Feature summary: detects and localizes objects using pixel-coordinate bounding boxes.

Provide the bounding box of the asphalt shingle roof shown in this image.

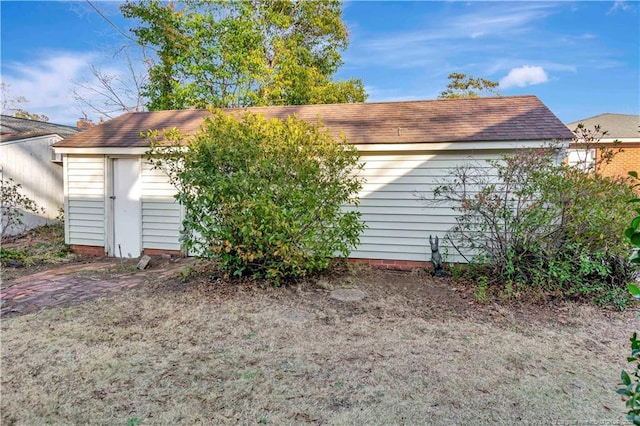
[567,113,640,139]
[1,115,80,142]
[54,95,574,149]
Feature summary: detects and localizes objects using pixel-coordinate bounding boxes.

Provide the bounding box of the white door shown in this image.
[112,158,141,258]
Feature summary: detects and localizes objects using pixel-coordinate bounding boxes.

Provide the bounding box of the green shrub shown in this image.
[430,148,636,308]
[626,171,640,265]
[619,172,640,423]
[1,177,44,242]
[618,330,640,425]
[0,248,26,265]
[473,275,489,303]
[147,109,365,283]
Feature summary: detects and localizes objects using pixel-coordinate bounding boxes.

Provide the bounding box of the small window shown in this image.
[566,148,595,171]
[50,146,62,163]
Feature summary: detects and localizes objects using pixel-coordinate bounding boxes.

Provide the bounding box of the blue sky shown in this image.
[1,1,638,126]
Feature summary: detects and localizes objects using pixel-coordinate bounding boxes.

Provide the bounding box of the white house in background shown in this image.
[1,116,82,236]
[53,96,574,267]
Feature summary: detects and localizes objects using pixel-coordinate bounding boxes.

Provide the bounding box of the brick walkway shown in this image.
[0,259,194,318]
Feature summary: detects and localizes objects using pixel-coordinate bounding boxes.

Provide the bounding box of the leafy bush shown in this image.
[626,171,640,265]
[430,147,636,308]
[148,109,365,283]
[1,178,44,242]
[619,331,640,425]
[619,172,640,424]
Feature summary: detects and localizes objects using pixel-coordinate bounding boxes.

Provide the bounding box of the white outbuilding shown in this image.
[53,96,574,267]
[1,116,81,236]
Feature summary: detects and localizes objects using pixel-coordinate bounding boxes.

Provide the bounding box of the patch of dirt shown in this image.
[70,255,183,280]
[330,288,366,302]
[147,261,628,331]
[1,225,80,284]
[1,226,59,249]
[1,222,188,287]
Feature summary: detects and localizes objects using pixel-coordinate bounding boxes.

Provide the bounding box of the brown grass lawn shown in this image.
[1,264,637,425]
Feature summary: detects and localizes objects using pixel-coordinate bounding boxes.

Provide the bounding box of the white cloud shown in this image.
[450,3,556,39]
[608,1,630,14]
[350,2,559,70]
[1,49,147,125]
[2,51,99,124]
[361,3,555,47]
[486,60,575,75]
[499,65,549,89]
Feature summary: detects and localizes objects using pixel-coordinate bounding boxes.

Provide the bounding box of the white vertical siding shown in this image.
[140,161,182,251]
[65,155,105,246]
[351,151,504,264]
[0,135,63,235]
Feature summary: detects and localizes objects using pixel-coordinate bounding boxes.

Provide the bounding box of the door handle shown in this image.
[109,196,116,199]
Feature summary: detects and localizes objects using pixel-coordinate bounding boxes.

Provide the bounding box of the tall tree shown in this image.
[438,72,500,99]
[121,0,366,110]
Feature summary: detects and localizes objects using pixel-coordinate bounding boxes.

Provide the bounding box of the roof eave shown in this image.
[54,138,571,155]
[356,139,570,152]
[0,133,63,144]
[53,146,151,155]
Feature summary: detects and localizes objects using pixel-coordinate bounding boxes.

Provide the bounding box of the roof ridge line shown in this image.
[123,95,542,115]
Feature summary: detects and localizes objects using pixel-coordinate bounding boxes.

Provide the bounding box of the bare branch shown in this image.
[72,49,149,120]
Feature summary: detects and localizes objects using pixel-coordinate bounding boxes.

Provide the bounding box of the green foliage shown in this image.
[12,110,49,122]
[178,265,194,283]
[619,297,640,423]
[473,276,489,303]
[438,72,500,99]
[619,172,640,424]
[0,224,72,267]
[430,148,636,308]
[625,171,640,264]
[147,109,365,283]
[121,0,366,110]
[126,417,144,426]
[0,248,26,264]
[1,178,44,242]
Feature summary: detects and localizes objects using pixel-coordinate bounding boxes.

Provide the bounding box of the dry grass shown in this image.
[1,265,637,425]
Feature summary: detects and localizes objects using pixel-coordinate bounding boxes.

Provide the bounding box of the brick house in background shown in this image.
[566,113,640,179]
